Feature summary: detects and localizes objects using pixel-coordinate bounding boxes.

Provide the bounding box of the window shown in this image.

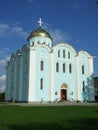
[63,63,65,73]
[82,65,85,74]
[40,78,43,90]
[32,42,34,46]
[56,63,59,72]
[68,51,70,59]
[58,50,60,57]
[63,50,65,58]
[82,81,85,92]
[40,61,44,71]
[69,64,72,73]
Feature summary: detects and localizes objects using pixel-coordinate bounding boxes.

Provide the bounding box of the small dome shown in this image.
[27,27,52,41]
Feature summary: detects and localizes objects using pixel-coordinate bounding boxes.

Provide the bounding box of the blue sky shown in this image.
[0,0,98,92]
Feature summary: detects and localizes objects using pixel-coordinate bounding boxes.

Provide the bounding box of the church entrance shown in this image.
[61,89,67,100]
[60,84,67,101]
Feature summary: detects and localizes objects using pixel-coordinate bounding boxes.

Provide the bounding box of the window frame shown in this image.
[63,63,65,73]
[68,51,70,59]
[40,78,43,90]
[69,64,72,73]
[82,65,85,74]
[63,50,65,58]
[58,50,60,57]
[82,81,85,92]
[56,62,59,72]
[40,61,44,71]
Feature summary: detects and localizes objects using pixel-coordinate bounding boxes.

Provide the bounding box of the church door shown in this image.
[61,89,67,101]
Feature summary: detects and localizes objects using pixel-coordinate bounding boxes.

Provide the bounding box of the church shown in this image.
[5,18,95,103]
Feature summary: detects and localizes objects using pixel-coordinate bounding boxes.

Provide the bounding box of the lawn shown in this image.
[0,104,98,130]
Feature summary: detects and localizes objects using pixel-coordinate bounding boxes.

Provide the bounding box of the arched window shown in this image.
[58,50,60,57]
[40,61,44,71]
[82,81,85,92]
[56,63,59,72]
[63,50,65,58]
[82,65,85,74]
[40,78,43,90]
[68,51,70,59]
[69,64,72,73]
[63,63,65,73]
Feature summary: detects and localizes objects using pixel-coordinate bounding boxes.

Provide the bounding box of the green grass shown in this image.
[0,104,98,130]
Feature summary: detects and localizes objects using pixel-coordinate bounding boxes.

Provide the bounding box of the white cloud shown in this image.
[0,85,5,93]
[12,26,28,39]
[0,50,4,55]
[74,3,87,8]
[0,56,9,93]
[0,48,10,56]
[0,75,6,93]
[0,75,6,81]
[0,23,11,38]
[44,24,71,45]
[73,0,94,8]
[0,21,71,43]
[0,56,10,69]
[0,22,29,39]
[50,28,70,44]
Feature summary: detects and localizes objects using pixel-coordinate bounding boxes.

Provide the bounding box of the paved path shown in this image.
[4,102,98,107]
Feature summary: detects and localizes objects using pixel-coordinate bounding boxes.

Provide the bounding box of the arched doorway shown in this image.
[61,84,67,101]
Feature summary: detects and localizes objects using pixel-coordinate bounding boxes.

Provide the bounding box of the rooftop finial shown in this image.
[37,18,43,27]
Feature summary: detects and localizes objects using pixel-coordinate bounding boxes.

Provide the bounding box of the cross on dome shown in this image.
[37,18,43,27]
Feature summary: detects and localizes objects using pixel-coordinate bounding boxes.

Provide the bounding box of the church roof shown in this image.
[27,27,53,41]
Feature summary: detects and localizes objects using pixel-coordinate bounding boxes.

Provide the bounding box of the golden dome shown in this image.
[27,27,52,41]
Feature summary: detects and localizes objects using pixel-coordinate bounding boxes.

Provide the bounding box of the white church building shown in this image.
[5,18,95,103]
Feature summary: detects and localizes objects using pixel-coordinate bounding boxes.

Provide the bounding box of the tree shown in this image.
[0,92,5,101]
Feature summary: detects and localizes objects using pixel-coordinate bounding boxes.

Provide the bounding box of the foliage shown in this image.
[0,92,5,100]
[0,105,98,130]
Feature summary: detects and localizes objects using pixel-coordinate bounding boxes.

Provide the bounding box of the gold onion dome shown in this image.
[28,27,53,41]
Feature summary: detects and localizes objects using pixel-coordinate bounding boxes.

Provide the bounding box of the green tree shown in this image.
[0,92,5,101]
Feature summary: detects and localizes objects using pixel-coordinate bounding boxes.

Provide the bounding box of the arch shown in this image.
[34,43,52,52]
[53,43,77,56]
[61,83,68,89]
[78,50,93,59]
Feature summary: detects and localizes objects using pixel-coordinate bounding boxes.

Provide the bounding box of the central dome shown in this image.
[28,27,52,41]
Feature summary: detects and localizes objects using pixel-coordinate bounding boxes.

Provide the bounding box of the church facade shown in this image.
[5,19,95,103]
